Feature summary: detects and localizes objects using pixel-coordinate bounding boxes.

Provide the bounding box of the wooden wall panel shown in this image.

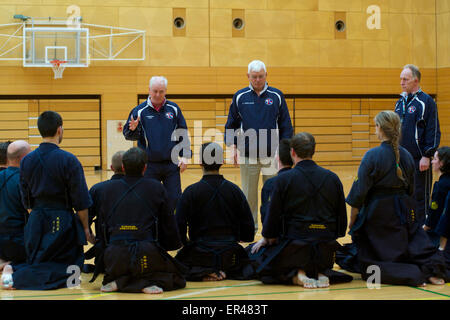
[294,98,353,164]
[0,101,29,143]
[438,67,450,148]
[0,65,442,169]
[0,98,102,169]
[0,1,445,171]
[0,2,441,69]
[36,99,101,169]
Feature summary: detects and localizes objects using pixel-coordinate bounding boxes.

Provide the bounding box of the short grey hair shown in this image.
[111,150,125,173]
[403,64,421,82]
[248,60,266,73]
[149,76,168,89]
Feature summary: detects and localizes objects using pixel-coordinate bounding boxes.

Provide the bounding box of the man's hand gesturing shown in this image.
[129,115,140,131]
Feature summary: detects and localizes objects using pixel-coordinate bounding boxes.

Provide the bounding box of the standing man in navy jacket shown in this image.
[395,64,441,225]
[225,60,293,232]
[123,76,191,213]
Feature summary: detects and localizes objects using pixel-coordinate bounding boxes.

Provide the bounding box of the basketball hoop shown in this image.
[50,59,67,79]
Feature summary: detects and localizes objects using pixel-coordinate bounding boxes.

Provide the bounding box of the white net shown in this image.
[50,60,67,79]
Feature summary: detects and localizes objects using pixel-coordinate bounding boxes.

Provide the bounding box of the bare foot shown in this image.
[292,270,317,289]
[317,273,330,288]
[0,259,11,272]
[142,285,163,294]
[418,283,427,287]
[1,265,15,290]
[429,277,445,285]
[100,281,118,292]
[202,271,226,281]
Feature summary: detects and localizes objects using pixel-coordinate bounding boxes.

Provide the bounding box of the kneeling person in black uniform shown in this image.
[0,141,31,270]
[2,111,95,290]
[99,147,186,294]
[175,142,255,281]
[260,139,293,227]
[250,132,349,288]
[85,151,126,275]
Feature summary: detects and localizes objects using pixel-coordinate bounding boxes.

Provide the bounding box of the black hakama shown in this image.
[175,175,255,281]
[346,142,448,286]
[13,143,91,290]
[97,176,186,293]
[247,160,352,284]
[0,167,27,264]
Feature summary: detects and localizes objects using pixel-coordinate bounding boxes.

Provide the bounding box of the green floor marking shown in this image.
[1,291,104,300]
[410,286,450,299]
[161,284,395,300]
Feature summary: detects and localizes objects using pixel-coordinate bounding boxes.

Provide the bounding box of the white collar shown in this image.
[146,96,166,110]
[249,82,268,95]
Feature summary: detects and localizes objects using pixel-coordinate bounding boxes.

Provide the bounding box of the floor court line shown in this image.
[2,281,449,300]
[163,284,397,300]
[416,297,449,300]
[162,281,261,300]
[410,286,450,299]
[1,291,101,300]
[77,292,115,300]
[179,282,264,291]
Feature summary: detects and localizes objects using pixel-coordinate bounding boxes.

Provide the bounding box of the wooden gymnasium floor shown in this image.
[1,166,449,301]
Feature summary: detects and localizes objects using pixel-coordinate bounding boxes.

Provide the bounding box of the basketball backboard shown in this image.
[0,15,145,75]
[23,26,89,67]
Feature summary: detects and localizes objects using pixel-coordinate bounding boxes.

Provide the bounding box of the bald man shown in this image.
[0,140,31,271]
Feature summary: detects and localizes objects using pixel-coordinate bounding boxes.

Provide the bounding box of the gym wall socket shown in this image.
[173,8,186,37]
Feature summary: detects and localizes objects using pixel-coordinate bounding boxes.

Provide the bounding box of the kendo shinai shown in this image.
[0,141,31,270]
[175,142,255,281]
[248,132,351,289]
[1,111,95,290]
[346,111,447,287]
[96,147,186,294]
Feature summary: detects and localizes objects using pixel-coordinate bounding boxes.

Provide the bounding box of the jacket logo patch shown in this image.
[165,112,174,119]
[408,106,416,114]
[265,98,274,106]
[146,115,154,119]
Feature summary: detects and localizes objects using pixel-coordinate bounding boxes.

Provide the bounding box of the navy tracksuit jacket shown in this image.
[395,89,441,224]
[225,83,293,158]
[123,98,191,212]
